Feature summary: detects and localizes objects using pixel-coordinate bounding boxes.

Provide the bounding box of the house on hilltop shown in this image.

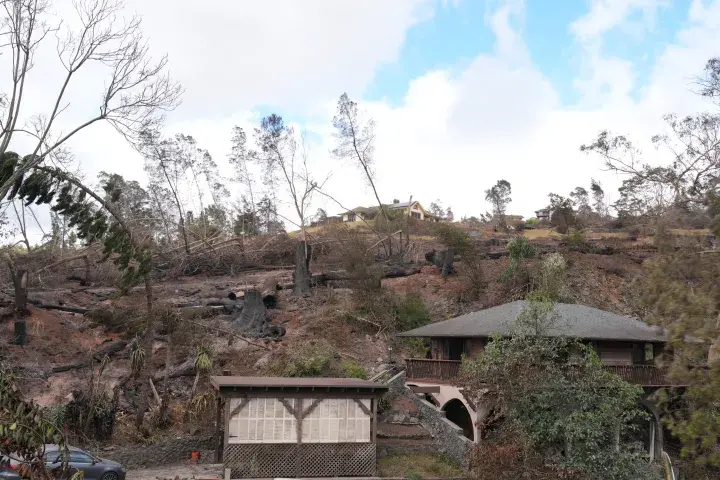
[535,206,552,220]
[341,199,440,222]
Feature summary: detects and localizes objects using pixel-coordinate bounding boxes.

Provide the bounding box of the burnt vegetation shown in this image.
[0,4,719,477]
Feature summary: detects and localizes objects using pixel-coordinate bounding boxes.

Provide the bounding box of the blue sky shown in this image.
[17,0,720,242]
[365,0,689,107]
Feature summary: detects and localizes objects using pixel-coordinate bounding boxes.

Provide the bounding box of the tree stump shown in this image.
[292,241,312,297]
[441,250,455,279]
[232,289,268,336]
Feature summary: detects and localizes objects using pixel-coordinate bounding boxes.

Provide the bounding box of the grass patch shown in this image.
[377,454,463,478]
[670,228,711,236]
[522,228,559,239]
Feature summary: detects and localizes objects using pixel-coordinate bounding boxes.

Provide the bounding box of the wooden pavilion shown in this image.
[212,376,388,479]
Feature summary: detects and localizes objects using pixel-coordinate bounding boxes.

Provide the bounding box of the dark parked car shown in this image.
[0,445,125,480]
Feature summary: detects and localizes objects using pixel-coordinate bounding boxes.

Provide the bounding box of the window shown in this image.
[411,211,421,219]
[301,399,370,443]
[348,213,356,221]
[227,398,372,444]
[645,343,654,362]
[228,398,297,444]
[69,452,93,464]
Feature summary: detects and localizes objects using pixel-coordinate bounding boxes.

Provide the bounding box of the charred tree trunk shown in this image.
[441,250,455,279]
[232,289,268,335]
[12,268,29,345]
[134,323,156,429]
[292,241,312,297]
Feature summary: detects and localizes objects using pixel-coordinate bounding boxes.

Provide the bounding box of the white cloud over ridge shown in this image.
[7,0,720,242]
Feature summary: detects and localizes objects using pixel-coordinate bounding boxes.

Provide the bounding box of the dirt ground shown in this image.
[126,463,222,480]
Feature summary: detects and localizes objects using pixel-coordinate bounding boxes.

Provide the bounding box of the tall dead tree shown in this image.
[0,0,182,199]
[332,93,396,258]
[254,115,326,296]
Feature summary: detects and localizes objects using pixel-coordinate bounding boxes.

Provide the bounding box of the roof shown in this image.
[398,301,667,343]
[388,201,412,209]
[341,201,426,216]
[211,376,388,395]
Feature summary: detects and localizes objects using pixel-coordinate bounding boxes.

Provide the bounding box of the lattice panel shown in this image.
[300,443,376,477]
[223,443,376,478]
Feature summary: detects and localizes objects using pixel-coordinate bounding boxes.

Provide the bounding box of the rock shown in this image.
[377,357,383,363]
[253,353,272,370]
[102,446,116,452]
[377,364,391,373]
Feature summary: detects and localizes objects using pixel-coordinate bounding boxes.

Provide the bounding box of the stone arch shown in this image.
[442,398,474,441]
[640,398,664,462]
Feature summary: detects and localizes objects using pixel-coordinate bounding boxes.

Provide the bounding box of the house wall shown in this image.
[409,203,425,220]
[596,341,634,366]
[342,213,365,222]
[430,338,485,360]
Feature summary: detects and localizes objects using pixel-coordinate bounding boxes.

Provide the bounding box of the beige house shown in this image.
[341,199,439,223]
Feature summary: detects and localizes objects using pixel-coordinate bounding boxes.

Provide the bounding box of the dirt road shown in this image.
[126,463,222,480]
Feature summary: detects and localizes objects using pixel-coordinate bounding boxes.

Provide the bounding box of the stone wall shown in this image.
[99,436,216,469]
[381,371,472,467]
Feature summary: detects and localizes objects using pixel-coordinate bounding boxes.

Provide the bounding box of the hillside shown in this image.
[1,225,710,457]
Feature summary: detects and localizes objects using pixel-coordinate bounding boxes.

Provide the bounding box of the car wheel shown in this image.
[101,472,119,480]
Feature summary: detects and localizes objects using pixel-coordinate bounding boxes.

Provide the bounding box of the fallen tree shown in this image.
[51,340,128,373]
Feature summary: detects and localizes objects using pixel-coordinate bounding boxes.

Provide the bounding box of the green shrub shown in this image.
[394,292,431,331]
[339,361,368,379]
[565,228,587,247]
[525,218,540,228]
[351,289,430,334]
[433,222,474,255]
[270,343,335,377]
[402,337,429,358]
[506,236,536,260]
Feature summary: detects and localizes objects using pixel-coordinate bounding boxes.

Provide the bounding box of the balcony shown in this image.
[405,359,676,387]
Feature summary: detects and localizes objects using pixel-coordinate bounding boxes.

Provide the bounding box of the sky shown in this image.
[5,0,720,240]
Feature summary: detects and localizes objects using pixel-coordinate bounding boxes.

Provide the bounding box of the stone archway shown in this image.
[640,399,664,462]
[442,398,474,441]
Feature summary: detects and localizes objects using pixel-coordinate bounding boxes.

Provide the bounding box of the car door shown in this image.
[68,451,97,479]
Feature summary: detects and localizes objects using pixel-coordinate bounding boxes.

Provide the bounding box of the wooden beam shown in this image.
[353,398,371,416]
[409,385,441,394]
[371,398,378,444]
[215,396,223,463]
[228,397,250,418]
[301,398,324,419]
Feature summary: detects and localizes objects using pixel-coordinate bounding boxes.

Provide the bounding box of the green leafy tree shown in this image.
[582,57,720,468]
[1,152,158,429]
[548,193,576,234]
[485,180,512,230]
[461,299,656,480]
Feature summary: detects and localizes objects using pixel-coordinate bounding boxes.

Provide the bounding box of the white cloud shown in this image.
[570,0,667,42]
[7,0,720,242]
[123,0,437,118]
[308,0,720,221]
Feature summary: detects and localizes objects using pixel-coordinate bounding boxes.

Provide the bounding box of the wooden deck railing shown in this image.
[405,358,462,382]
[405,358,673,387]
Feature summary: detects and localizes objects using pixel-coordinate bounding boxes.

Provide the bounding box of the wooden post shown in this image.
[215,396,223,463]
[371,398,378,444]
[12,268,29,345]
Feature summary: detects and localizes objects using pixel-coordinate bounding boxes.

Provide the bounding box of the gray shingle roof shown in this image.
[398,301,667,343]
